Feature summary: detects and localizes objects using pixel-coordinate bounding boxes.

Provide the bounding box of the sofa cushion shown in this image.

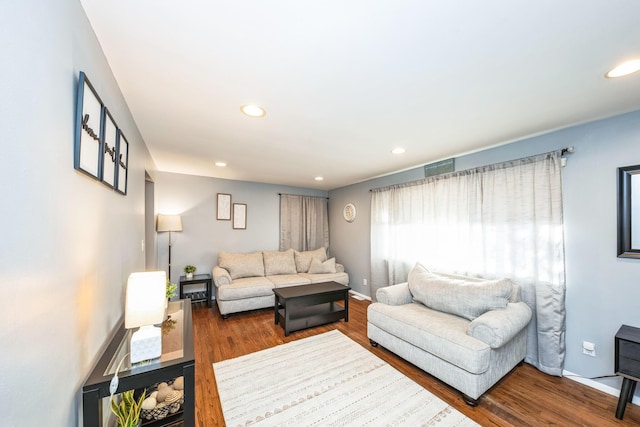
[269,274,312,288]
[263,249,297,276]
[367,302,491,374]
[217,276,274,301]
[294,247,327,273]
[298,271,349,286]
[425,269,521,303]
[409,269,512,320]
[406,262,431,293]
[308,257,336,274]
[218,251,265,279]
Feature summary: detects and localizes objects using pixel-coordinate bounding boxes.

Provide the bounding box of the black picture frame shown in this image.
[101,108,118,189]
[617,164,640,258]
[74,72,104,180]
[115,130,129,195]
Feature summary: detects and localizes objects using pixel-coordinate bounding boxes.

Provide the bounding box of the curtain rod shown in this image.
[278,193,329,200]
[561,146,574,156]
[369,146,574,192]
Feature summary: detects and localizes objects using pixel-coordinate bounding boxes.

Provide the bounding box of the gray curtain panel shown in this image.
[279,194,329,252]
[370,151,566,376]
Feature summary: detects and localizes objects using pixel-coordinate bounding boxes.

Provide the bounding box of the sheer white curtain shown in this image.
[279,195,329,251]
[371,151,566,375]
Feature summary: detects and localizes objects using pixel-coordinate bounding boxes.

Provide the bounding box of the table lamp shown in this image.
[156,214,183,280]
[125,271,167,364]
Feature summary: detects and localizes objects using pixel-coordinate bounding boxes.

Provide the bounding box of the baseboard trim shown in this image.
[349,290,371,301]
[563,369,639,406]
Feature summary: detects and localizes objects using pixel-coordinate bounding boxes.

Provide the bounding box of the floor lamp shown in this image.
[156,214,183,280]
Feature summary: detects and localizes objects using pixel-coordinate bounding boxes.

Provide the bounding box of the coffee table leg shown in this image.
[284,301,290,336]
[344,290,349,322]
[274,295,279,325]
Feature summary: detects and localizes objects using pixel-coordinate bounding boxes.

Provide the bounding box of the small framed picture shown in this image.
[217,193,231,220]
[101,109,118,189]
[233,203,247,229]
[74,72,103,180]
[115,130,129,195]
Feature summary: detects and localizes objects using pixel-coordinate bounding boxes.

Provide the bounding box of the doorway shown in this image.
[144,171,157,270]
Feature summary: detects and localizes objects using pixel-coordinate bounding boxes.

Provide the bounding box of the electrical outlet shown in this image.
[363,278,368,286]
[583,341,596,357]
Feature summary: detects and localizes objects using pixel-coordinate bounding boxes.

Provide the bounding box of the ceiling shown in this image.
[80,0,640,190]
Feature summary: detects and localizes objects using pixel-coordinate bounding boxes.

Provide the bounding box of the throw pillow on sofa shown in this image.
[407,262,431,283]
[263,249,297,276]
[308,257,336,274]
[294,247,327,272]
[408,265,512,320]
[218,251,265,279]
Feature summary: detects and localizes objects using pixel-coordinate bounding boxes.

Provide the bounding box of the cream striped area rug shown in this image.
[213,330,478,427]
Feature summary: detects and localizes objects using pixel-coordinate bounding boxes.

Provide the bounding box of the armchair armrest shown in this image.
[212,266,232,287]
[375,282,413,306]
[467,302,532,348]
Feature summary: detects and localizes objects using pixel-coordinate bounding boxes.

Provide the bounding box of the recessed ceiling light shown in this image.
[240,104,266,118]
[215,162,227,167]
[315,176,324,181]
[391,147,406,154]
[605,59,640,78]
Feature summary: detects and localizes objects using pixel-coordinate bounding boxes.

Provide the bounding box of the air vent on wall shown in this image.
[424,158,454,178]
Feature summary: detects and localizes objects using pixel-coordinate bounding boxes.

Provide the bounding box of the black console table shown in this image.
[82,300,195,427]
[615,324,640,420]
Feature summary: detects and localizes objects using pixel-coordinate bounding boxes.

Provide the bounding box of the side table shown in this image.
[179,273,212,308]
[615,324,640,419]
[82,300,195,427]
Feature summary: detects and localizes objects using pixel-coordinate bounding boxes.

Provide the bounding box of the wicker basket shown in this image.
[140,377,184,421]
[141,403,170,421]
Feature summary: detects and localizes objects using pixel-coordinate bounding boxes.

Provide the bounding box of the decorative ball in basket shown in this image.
[140,376,185,421]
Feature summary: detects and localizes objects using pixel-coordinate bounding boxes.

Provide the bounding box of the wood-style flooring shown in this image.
[192,297,640,426]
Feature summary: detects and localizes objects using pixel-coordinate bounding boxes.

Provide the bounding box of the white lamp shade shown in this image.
[156,214,183,232]
[125,271,167,329]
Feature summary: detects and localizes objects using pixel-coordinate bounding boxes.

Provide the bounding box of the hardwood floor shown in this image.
[192,297,640,426]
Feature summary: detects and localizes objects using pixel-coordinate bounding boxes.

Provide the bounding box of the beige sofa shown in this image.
[367,263,532,405]
[212,247,349,318]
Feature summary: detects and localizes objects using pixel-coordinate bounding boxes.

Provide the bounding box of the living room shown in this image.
[2,1,640,426]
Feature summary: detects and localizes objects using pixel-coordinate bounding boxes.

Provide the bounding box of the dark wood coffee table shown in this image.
[273,281,351,336]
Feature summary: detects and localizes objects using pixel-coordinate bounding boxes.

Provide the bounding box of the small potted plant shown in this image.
[110,389,146,427]
[184,265,196,279]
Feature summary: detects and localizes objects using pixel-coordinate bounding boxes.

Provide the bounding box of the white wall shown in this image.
[329,109,640,399]
[0,1,153,425]
[154,172,328,285]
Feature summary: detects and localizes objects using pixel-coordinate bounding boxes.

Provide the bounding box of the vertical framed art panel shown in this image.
[101,109,118,188]
[217,193,231,220]
[74,72,103,180]
[233,203,247,229]
[115,130,129,195]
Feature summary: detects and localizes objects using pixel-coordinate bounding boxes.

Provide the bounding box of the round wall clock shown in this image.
[343,203,357,223]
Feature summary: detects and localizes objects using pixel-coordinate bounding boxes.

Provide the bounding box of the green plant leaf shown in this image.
[110,389,146,427]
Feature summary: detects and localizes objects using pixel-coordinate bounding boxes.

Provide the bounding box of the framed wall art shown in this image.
[217,193,231,220]
[101,109,118,189]
[74,72,104,180]
[115,130,129,195]
[233,203,247,229]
